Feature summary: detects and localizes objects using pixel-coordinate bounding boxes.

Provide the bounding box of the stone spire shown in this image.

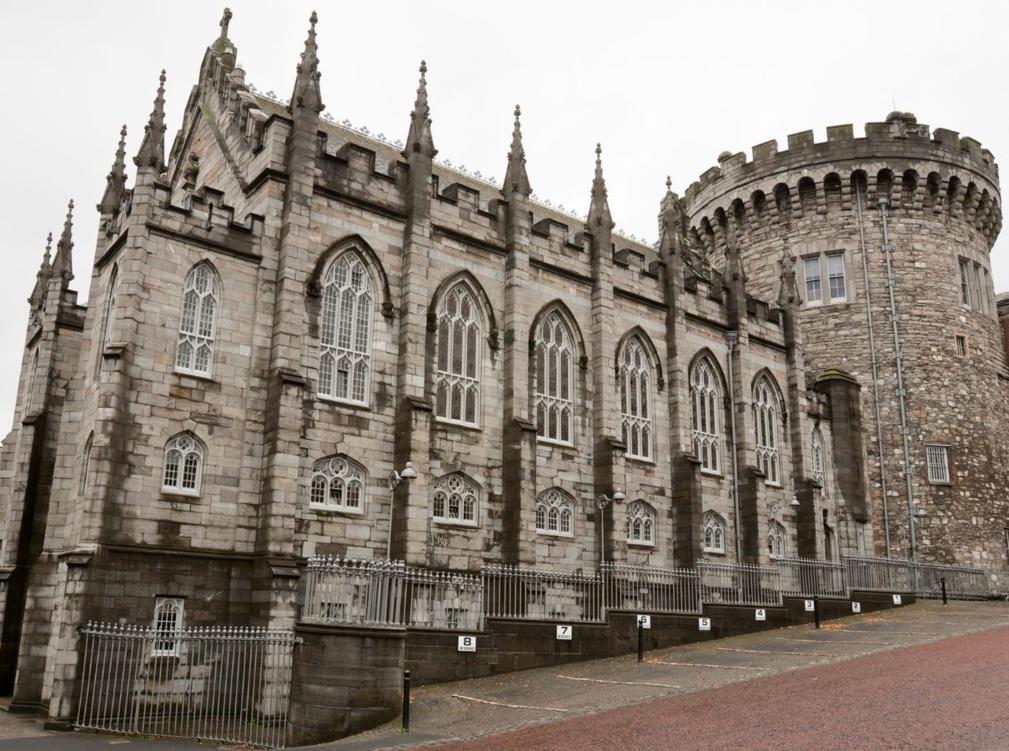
[403,61,437,158]
[586,144,614,229]
[28,234,53,311]
[52,200,74,282]
[134,71,167,174]
[290,11,324,114]
[659,176,686,257]
[502,105,531,198]
[98,125,128,214]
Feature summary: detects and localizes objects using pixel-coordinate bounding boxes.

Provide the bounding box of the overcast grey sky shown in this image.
[1,1,1006,433]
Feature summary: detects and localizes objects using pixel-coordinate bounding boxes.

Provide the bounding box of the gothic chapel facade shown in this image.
[4,9,1005,720]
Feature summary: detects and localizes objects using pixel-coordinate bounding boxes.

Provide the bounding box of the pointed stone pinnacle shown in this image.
[404,60,436,158]
[666,175,672,191]
[44,233,53,267]
[503,103,530,197]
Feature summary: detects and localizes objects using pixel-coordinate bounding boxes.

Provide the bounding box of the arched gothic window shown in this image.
[811,428,825,494]
[535,488,574,536]
[702,511,726,553]
[432,474,479,525]
[319,252,373,404]
[153,597,184,657]
[625,501,655,546]
[690,356,721,473]
[435,284,481,426]
[162,433,204,496]
[175,264,220,376]
[310,455,366,513]
[753,375,781,485]
[534,312,574,444]
[620,337,653,460]
[768,520,787,558]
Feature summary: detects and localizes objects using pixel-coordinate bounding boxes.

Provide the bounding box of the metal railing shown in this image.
[76,623,297,749]
[776,557,847,598]
[481,564,603,622]
[303,556,483,630]
[845,555,916,593]
[697,561,783,607]
[601,562,701,614]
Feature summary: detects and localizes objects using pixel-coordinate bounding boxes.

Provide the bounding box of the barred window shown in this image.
[319,252,373,404]
[162,433,204,496]
[310,455,366,513]
[432,474,479,525]
[620,337,653,461]
[152,597,184,657]
[535,488,574,536]
[753,376,781,485]
[767,520,786,559]
[690,356,721,473]
[435,284,481,426]
[811,428,825,494]
[175,264,219,376]
[534,312,574,445]
[625,501,655,546]
[702,511,726,553]
[926,445,950,484]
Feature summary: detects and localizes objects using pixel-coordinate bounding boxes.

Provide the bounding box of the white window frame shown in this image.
[925,444,950,484]
[803,257,822,305]
[319,252,373,404]
[175,264,220,377]
[535,488,574,537]
[432,474,479,526]
[310,455,366,514]
[767,520,786,559]
[827,254,846,302]
[435,284,482,427]
[959,259,971,307]
[625,501,655,546]
[802,254,847,306]
[753,376,781,486]
[534,312,574,445]
[152,597,184,657]
[620,337,653,461]
[162,433,204,496]
[702,511,726,553]
[690,357,721,474]
[811,427,825,494]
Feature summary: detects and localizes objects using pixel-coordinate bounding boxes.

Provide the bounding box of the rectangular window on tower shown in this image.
[925,444,951,484]
[803,257,822,305]
[959,260,971,307]
[827,254,846,302]
[802,254,848,306]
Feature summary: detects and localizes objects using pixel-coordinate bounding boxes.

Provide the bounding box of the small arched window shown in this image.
[162,433,204,496]
[625,501,655,546]
[620,337,653,461]
[753,375,781,485]
[811,428,825,494]
[435,284,482,426]
[432,474,479,525]
[310,455,367,513]
[175,264,220,376]
[690,356,721,473]
[319,252,373,404]
[702,511,726,553]
[534,312,574,445]
[535,488,574,536]
[152,597,184,657]
[768,520,787,559]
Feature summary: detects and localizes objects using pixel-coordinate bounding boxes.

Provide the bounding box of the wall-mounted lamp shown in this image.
[387,462,418,559]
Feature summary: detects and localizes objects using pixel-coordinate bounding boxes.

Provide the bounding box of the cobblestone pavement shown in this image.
[0,600,1005,750]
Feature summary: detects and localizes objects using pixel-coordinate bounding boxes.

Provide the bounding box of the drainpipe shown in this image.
[856,181,892,557]
[726,330,743,564]
[878,195,917,560]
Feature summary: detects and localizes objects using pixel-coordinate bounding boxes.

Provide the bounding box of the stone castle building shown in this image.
[0,9,1005,720]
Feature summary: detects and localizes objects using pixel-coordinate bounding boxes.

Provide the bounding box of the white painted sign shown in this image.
[556,625,572,640]
[637,615,651,629]
[852,602,862,614]
[755,608,766,621]
[698,617,711,631]
[804,599,815,612]
[457,635,476,652]
[892,594,902,605]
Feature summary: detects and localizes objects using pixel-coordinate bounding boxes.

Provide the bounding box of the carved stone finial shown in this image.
[403,59,436,158]
[134,71,168,173]
[290,11,324,114]
[220,7,232,38]
[587,143,613,230]
[502,103,530,197]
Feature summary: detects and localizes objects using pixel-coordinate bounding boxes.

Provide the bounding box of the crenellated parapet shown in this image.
[684,113,1002,259]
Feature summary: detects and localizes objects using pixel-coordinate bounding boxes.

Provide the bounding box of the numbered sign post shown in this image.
[698,617,711,632]
[556,625,573,641]
[851,602,862,614]
[755,608,766,622]
[892,594,902,606]
[636,615,650,663]
[457,635,477,652]
[804,599,815,612]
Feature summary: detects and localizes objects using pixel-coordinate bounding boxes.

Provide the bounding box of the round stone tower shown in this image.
[683,112,1008,568]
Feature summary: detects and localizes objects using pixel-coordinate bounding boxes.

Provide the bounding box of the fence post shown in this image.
[941,577,948,606]
[637,618,644,663]
[814,596,820,630]
[402,670,411,732]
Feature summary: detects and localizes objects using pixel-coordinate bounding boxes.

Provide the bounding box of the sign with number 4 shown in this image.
[755,608,766,621]
[852,602,862,614]
[637,615,651,629]
[457,635,476,652]
[698,617,711,631]
[892,594,902,605]
[556,625,573,640]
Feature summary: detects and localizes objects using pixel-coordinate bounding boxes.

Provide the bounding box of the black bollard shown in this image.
[941,577,948,606]
[402,670,411,732]
[637,618,644,663]
[814,596,820,630]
